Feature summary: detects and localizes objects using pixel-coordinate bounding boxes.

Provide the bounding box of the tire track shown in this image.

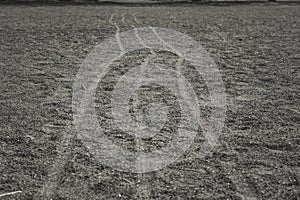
[121,13,126,23]
[34,85,73,200]
[109,13,125,54]
[211,31,258,200]
[150,21,256,200]
[122,13,153,199]
[130,14,202,199]
[0,191,22,198]
[130,14,203,199]
[220,161,258,200]
[132,13,139,24]
[36,13,127,200]
[150,27,205,140]
[34,34,74,200]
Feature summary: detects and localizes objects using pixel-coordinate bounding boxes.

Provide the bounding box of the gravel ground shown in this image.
[0,3,299,200]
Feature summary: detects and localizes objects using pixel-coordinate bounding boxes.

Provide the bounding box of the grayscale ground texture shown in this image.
[0,2,300,200]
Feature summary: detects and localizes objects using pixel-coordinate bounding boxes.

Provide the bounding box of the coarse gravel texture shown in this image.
[0,3,300,200]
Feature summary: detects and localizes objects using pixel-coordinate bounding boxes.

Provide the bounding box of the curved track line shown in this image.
[151,26,256,200]
[151,27,183,57]
[35,84,74,199]
[132,14,256,200]
[121,13,126,23]
[132,13,139,24]
[35,13,127,200]
[125,15,153,199]
[134,56,154,199]
[36,129,73,200]
[220,161,258,200]
[34,28,75,200]
[134,28,151,50]
[151,27,205,136]
[109,13,125,53]
[0,191,23,198]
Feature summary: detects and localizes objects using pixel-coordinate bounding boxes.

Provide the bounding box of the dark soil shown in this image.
[0,3,299,200]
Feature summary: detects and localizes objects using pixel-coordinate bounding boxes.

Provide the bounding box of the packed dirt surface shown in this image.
[1,3,299,200]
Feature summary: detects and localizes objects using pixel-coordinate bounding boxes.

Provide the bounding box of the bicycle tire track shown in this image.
[0,191,23,198]
[124,13,153,199]
[109,13,125,54]
[151,26,256,200]
[34,85,73,200]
